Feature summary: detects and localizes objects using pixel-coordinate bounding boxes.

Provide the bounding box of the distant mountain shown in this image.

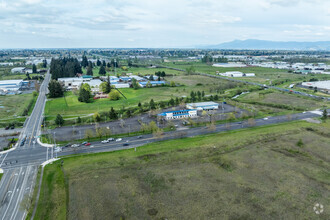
[200,39,330,50]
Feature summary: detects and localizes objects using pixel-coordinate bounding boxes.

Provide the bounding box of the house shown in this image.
[139,81,166,88]
[158,109,197,120]
[186,102,219,111]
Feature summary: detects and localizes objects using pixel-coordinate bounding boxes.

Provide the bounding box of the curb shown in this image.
[37,138,54,148]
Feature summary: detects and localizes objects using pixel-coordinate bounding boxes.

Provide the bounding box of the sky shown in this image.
[0,0,330,48]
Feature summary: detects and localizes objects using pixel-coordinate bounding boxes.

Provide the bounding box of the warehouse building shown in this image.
[186,102,219,111]
[139,81,166,87]
[158,109,197,120]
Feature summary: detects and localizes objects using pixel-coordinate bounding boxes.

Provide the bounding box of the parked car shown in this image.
[107,138,115,141]
[137,135,142,139]
[263,117,268,120]
[5,126,9,130]
[71,144,80,147]
[101,140,109,144]
[84,142,91,146]
[123,143,129,146]
[82,141,87,145]
[64,144,71,148]
[115,138,122,142]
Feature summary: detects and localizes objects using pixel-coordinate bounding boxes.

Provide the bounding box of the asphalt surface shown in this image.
[0,69,326,220]
[0,70,50,220]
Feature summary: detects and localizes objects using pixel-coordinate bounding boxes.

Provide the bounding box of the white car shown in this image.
[54,147,62,152]
[101,140,109,144]
[107,138,115,141]
[263,117,268,120]
[71,144,79,148]
[115,138,122,142]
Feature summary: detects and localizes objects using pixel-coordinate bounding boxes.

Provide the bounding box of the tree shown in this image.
[96,59,101,66]
[93,112,101,122]
[55,114,64,126]
[102,60,106,67]
[78,83,91,103]
[84,129,94,140]
[77,116,81,124]
[170,81,176,87]
[42,59,47,68]
[186,65,195,75]
[132,78,140,89]
[109,107,118,119]
[32,64,37,73]
[81,55,88,68]
[146,81,152,88]
[322,109,328,121]
[25,73,31,80]
[149,75,154,81]
[109,90,120,100]
[99,65,106,76]
[86,63,93,76]
[48,80,64,98]
[149,99,156,110]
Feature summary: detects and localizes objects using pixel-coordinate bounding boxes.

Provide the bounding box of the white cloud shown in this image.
[0,0,329,48]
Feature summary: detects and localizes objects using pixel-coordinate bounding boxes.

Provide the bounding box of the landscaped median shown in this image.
[30,120,330,220]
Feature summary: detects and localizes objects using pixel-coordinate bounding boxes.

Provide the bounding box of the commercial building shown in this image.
[139,81,166,87]
[11,67,26,74]
[301,81,330,91]
[0,79,28,93]
[158,109,197,120]
[186,102,219,111]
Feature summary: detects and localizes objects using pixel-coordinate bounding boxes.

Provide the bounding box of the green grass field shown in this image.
[33,120,330,219]
[0,93,35,119]
[236,90,330,111]
[164,61,330,85]
[44,74,241,119]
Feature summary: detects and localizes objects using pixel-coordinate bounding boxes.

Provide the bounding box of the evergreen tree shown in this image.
[77,116,81,124]
[55,114,64,126]
[197,91,202,101]
[96,59,101,66]
[48,80,64,98]
[99,65,106,76]
[81,55,88,68]
[42,59,47,68]
[86,63,93,76]
[102,60,106,67]
[78,83,91,103]
[107,62,111,68]
[150,99,156,110]
[109,107,118,120]
[105,75,111,93]
[32,64,37,73]
[322,109,328,120]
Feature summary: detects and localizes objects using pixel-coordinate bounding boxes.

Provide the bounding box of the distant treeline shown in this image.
[50,58,82,80]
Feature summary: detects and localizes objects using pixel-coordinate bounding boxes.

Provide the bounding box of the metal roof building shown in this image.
[186,102,219,110]
[158,109,197,120]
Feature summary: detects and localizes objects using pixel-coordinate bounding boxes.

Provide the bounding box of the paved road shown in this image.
[0,70,50,220]
[0,69,326,219]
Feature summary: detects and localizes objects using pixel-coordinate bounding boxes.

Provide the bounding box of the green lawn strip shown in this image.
[33,163,66,220]
[25,167,42,219]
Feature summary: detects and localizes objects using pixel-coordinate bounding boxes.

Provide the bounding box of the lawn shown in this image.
[33,120,330,219]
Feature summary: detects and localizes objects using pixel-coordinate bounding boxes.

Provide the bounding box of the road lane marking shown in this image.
[1,167,22,220]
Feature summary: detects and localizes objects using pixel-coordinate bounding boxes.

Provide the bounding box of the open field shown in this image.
[236,90,330,111]
[164,61,330,85]
[0,93,35,119]
[33,120,330,220]
[44,75,242,119]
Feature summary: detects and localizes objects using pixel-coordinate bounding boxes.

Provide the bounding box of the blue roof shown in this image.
[158,109,196,116]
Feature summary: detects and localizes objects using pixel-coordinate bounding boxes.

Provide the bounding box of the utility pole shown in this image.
[114,59,117,76]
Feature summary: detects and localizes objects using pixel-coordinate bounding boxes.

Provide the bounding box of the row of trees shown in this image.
[50,58,82,80]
